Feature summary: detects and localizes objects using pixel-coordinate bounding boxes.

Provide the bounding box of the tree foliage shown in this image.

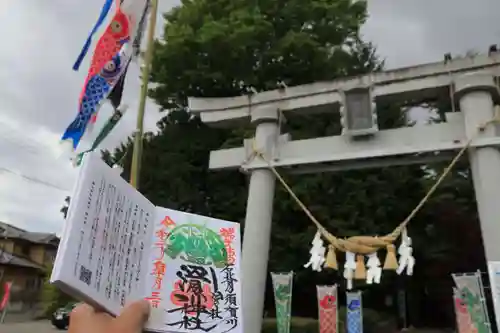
[150,0,380,104]
[41,264,74,317]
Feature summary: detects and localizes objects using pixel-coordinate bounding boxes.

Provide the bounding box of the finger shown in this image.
[113,300,150,333]
[69,303,98,332]
[70,303,112,326]
[93,309,114,323]
[71,303,95,320]
[91,304,113,316]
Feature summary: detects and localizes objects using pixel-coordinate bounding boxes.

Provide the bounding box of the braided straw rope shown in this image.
[247,115,500,256]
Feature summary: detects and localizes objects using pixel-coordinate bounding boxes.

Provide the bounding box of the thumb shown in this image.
[113,300,150,333]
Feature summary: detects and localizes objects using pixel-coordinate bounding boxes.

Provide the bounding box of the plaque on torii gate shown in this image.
[189,52,500,333]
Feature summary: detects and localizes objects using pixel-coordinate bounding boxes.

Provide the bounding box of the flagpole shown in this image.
[130,0,158,189]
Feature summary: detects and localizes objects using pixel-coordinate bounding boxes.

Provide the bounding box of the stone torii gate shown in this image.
[189,52,500,333]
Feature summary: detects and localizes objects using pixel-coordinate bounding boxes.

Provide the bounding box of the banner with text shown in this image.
[317,285,338,333]
[271,271,293,333]
[452,272,491,333]
[346,291,363,333]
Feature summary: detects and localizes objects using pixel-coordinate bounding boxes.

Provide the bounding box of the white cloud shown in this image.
[362,0,500,68]
[0,113,75,233]
[0,0,498,233]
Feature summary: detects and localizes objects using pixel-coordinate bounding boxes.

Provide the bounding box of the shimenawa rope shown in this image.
[245,114,500,270]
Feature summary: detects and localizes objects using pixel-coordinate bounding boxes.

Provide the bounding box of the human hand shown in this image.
[69,300,150,333]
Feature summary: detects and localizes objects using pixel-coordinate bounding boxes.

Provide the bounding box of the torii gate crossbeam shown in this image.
[189,52,500,333]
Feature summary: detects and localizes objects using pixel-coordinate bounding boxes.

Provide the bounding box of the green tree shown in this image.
[149,0,379,103]
[41,264,74,317]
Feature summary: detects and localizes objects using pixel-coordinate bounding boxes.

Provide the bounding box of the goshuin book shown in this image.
[51,153,243,333]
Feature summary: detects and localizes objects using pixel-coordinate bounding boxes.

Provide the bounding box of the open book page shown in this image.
[51,153,156,316]
[144,207,243,333]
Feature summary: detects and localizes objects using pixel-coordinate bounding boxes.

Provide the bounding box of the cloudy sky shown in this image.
[0,0,498,234]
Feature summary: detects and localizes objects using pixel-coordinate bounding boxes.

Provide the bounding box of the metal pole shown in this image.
[477,270,493,331]
[130,0,158,189]
[0,302,8,323]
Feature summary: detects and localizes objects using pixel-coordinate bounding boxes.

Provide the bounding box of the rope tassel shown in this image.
[383,244,398,270]
[354,254,366,280]
[324,245,338,270]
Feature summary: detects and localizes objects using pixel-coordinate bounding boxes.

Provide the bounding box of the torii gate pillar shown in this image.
[241,106,280,333]
[456,73,500,262]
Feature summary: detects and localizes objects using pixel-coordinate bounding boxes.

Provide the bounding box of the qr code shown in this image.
[79,266,92,286]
